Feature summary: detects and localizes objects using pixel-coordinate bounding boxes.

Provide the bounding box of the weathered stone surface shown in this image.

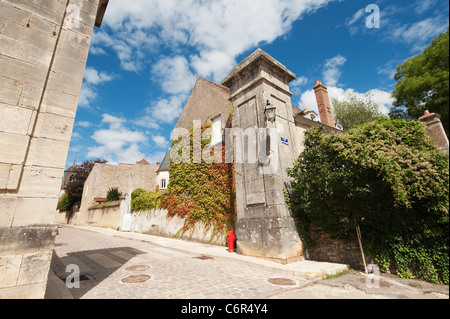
[0,0,107,298]
[307,226,371,271]
[0,226,57,255]
[419,113,449,152]
[222,49,303,264]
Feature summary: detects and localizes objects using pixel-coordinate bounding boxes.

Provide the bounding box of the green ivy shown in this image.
[131,189,166,213]
[164,123,236,239]
[130,122,236,240]
[288,118,449,284]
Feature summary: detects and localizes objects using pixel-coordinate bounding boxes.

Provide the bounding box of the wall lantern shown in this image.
[265,100,276,123]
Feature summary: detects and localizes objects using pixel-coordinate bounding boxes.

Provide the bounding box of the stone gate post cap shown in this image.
[221,48,296,88]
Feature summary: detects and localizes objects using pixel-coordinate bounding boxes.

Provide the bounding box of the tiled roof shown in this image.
[136,159,150,165]
[201,77,231,94]
[157,150,170,172]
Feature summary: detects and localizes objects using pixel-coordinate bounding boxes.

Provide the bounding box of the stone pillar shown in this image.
[222,49,304,264]
[419,111,449,153]
[0,0,108,298]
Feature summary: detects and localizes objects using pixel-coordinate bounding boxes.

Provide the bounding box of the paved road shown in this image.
[46,226,449,301]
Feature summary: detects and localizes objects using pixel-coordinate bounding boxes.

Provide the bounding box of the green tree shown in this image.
[57,193,72,211]
[106,187,122,202]
[65,159,107,208]
[287,118,449,283]
[332,92,385,131]
[390,28,449,136]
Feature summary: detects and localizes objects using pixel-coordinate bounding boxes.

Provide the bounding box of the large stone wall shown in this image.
[0,0,107,298]
[78,163,158,223]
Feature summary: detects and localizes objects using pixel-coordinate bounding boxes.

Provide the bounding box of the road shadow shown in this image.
[46,246,147,299]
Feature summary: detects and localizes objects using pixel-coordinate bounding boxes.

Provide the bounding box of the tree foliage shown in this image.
[287,118,449,283]
[106,187,122,202]
[390,28,449,136]
[332,92,385,131]
[65,159,107,208]
[57,193,72,211]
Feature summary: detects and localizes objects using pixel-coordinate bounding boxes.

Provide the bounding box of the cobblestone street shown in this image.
[47,226,313,299]
[45,226,449,301]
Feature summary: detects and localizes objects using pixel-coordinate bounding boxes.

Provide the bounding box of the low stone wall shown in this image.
[55,201,226,246]
[85,202,124,229]
[307,225,373,270]
[130,209,226,246]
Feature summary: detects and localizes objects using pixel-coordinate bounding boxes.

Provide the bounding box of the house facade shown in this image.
[156,151,170,191]
[169,49,341,263]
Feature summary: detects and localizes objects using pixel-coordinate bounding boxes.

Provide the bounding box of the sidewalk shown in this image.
[45,224,348,299]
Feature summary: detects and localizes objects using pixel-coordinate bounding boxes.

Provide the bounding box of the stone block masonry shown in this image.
[0,0,108,299]
[222,49,304,264]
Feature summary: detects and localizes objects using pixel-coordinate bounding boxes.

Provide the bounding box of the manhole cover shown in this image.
[268,278,296,286]
[121,275,151,283]
[194,255,214,260]
[80,274,94,281]
[126,265,150,272]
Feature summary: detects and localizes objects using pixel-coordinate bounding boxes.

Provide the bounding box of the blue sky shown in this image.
[66,0,449,168]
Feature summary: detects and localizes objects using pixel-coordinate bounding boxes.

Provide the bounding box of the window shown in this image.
[161,179,167,189]
[211,115,222,145]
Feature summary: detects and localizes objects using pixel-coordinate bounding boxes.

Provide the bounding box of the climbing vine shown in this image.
[163,123,236,239]
[287,118,449,284]
[131,122,236,241]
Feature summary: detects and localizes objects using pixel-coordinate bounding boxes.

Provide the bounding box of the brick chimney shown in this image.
[419,111,449,153]
[156,162,161,168]
[314,80,336,128]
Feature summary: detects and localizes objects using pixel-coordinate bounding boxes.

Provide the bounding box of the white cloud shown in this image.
[152,135,169,147]
[96,0,335,79]
[87,114,147,164]
[78,84,97,108]
[151,56,197,95]
[76,121,92,128]
[297,55,394,119]
[290,76,309,96]
[298,86,393,117]
[390,17,449,52]
[147,94,189,124]
[414,0,437,14]
[78,67,115,108]
[133,116,160,130]
[92,0,337,125]
[347,8,365,26]
[84,68,114,85]
[322,54,347,87]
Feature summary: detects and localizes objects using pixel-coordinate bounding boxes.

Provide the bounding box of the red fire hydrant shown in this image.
[227,230,235,253]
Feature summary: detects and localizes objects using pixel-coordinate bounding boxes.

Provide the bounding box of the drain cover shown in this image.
[194,255,214,260]
[126,265,150,272]
[121,275,151,283]
[268,278,296,286]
